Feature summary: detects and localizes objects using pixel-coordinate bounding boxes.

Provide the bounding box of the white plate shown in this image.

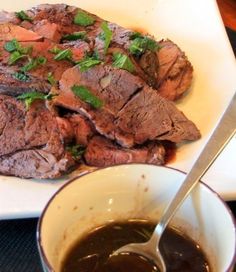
[0,0,236,219]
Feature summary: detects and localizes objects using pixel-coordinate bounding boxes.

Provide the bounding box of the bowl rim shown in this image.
[36,163,236,272]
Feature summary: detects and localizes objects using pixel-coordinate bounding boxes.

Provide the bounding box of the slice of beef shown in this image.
[156,40,193,100]
[53,64,200,147]
[116,85,200,144]
[0,65,50,96]
[84,136,166,167]
[0,23,42,41]
[0,40,73,90]
[0,95,76,178]
[66,114,95,146]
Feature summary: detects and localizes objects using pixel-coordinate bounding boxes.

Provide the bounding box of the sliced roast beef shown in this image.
[0,95,76,178]
[0,65,50,96]
[156,40,193,100]
[66,114,95,146]
[84,136,166,167]
[53,64,200,147]
[0,23,42,41]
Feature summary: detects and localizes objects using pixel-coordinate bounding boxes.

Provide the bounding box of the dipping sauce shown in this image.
[61,220,210,272]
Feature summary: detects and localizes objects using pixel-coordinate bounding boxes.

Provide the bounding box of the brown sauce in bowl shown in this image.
[61,220,210,272]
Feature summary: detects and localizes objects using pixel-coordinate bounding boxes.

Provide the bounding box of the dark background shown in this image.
[0,2,236,272]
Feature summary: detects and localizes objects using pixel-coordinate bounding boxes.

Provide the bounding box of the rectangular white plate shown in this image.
[0,0,236,219]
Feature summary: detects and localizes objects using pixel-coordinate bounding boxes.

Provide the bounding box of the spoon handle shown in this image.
[153,92,236,243]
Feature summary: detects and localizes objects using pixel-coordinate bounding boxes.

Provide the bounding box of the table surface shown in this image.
[0,3,236,272]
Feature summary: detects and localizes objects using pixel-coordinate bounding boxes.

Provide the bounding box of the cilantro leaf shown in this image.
[8,51,27,65]
[66,144,85,160]
[129,36,159,56]
[17,91,56,109]
[76,57,101,72]
[49,46,61,54]
[15,10,32,22]
[112,52,135,73]
[62,31,87,41]
[4,39,20,52]
[47,72,57,86]
[71,85,103,109]
[100,21,112,54]
[20,56,47,72]
[74,10,95,26]
[54,49,72,61]
[12,72,30,82]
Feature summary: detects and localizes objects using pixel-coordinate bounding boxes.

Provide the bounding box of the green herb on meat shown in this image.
[112,52,135,73]
[12,71,30,82]
[62,31,87,41]
[99,21,112,54]
[71,85,103,109]
[4,39,32,65]
[74,10,95,26]
[15,10,33,22]
[66,144,85,160]
[17,91,56,109]
[76,56,101,72]
[47,72,57,86]
[49,46,61,54]
[4,39,20,52]
[54,49,72,61]
[8,51,27,65]
[20,56,47,72]
[129,32,142,40]
[129,35,159,56]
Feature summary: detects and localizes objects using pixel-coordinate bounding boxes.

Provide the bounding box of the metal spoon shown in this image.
[112,92,236,272]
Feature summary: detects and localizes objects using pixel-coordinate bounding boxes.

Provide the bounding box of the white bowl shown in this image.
[37,164,236,272]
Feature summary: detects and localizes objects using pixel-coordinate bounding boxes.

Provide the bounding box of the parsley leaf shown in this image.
[66,144,85,160]
[54,49,72,61]
[71,85,103,109]
[8,51,27,65]
[76,57,101,72]
[129,35,159,56]
[12,72,30,82]
[17,91,56,109]
[112,52,135,73]
[4,39,20,52]
[15,10,32,22]
[74,10,95,26]
[99,22,112,54]
[49,46,61,54]
[62,31,87,41]
[47,72,57,86]
[20,56,47,72]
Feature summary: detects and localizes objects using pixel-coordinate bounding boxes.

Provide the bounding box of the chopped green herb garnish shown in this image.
[66,144,85,160]
[17,91,56,109]
[62,31,87,41]
[15,10,32,22]
[74,10,95,26]
[112,52,135,73]
[76,57,101,72]
[49,46,61,54]
[47,72,57,86]
[71,85,103,109]
[99,21,112,54]
[8,51,26,65]
[129,35,159,56]
[4,39,20,52]
[129,32,142,40]
[54,49,72,61]
[20,56,47,72]
[12,71,30,82]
